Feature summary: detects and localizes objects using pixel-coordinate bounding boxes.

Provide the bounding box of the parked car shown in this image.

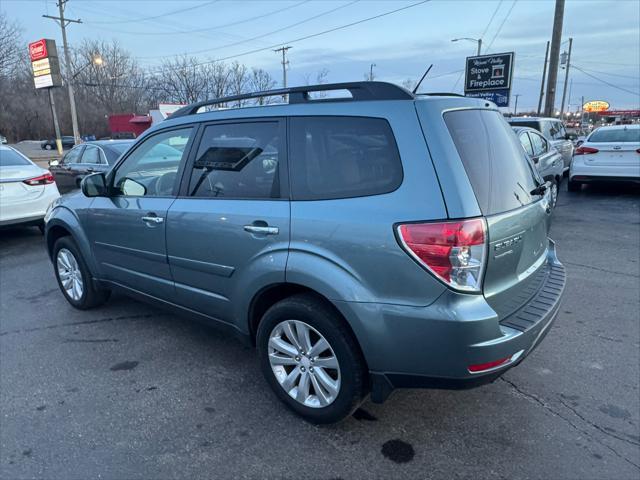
[569,124,640,191]
[0,133,7,144]
[41,136,75,150]
[45,82,566,423]
[48,140,134,193]
[513,126,564,208]
[509,117,575,172]
[0,145,60,231]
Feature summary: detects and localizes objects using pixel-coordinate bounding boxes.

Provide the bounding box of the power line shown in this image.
[80,0,218,25]
[137,0,360,60]
[571,64,640,96]
[571,65,640,81]
[72,1,310,36]
[486,0,517,52]
[142,0,431,75]
[480,0,504,39]
[451,0,504,90]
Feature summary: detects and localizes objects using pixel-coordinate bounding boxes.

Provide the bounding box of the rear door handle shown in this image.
[142,215,164,224]
[243,225,279,235]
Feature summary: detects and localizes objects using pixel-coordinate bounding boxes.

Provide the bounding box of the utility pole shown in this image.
[537,41,550,115]
[543,0,565,117]
[274,46,291,101]
[47,89,63,155]
[513,94,521,116]
[44,1,82,146]
[559,37,573,120]
[368,63,376,81]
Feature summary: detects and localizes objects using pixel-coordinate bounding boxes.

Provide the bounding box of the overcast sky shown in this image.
[4,0,640,111]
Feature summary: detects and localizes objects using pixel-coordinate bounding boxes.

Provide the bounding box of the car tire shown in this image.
[44,144,52,150]
[256,294,368,424]
[568,179,582,192]
[53,236,110,309]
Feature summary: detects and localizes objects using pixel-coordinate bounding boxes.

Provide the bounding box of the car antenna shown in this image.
[412,64,434,95]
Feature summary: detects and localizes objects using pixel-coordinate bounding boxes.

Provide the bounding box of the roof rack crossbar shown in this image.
[170,81,414,118]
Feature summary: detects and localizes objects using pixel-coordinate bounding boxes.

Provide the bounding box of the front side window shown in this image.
[62,146,83,165]
[82,146,102,164]
[113,128,193,197]
[519,133,534,156]
[529,132,547,156]
[188,122,281,199]
[289,116,402,200]
[445,109,540,215]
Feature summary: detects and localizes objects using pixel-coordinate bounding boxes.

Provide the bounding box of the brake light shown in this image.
[575,146,599,155]
[397,218,486,292]
[23,172,55,186]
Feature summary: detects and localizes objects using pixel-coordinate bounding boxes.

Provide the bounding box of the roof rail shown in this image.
[170,81,414,118]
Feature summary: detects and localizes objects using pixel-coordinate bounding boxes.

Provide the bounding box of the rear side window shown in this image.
[189,122,281,199]
[0,149,30,166]
[445,109,539,215]
[289,116,402,200]
[588,128,640,143]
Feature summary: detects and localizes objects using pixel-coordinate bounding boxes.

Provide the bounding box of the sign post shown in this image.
[463,52,515,108]
[29,38,63,155]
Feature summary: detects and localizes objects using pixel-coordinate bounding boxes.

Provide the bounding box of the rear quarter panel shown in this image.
[287,101,449,307]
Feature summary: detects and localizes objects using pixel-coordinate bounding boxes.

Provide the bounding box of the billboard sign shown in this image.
[28,39,62,89]
[464,52,515,107]
[583,100,610,112]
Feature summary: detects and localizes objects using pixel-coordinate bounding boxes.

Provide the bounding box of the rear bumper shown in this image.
[0,186,60,226]
[570,160,640,183]
[569,175,640,184]
[337,239,566,403]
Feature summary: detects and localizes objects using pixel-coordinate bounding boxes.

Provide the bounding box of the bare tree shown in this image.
[248,68,277,104]
[0,13,23,77]
[153,55,210,104]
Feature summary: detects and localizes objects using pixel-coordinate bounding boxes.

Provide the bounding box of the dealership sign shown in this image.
[28,39,62,89]
[464,52,515,107]
[583,100,610,112]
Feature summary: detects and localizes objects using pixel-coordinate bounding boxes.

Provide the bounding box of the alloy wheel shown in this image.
[268,319,341,408]
[56,248,84,301]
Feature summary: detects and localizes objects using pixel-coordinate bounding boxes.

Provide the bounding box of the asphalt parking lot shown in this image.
[1,182,639,480]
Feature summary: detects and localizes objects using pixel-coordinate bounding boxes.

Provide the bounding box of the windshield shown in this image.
[588,128,640,143]
[0,149,30,167]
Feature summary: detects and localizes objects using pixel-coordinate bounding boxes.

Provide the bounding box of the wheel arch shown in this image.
[247,282,370,371]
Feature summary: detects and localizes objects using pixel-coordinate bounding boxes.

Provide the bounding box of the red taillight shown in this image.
[23,172,55,186]
[397,218,486,292]
[574,146,599,155]
[468,357,511,373]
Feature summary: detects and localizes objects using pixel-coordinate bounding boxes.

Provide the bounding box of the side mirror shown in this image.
[81,172,107,197]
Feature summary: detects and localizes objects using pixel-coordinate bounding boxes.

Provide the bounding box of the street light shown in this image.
[451,37,482,56]
[72,53,103,80]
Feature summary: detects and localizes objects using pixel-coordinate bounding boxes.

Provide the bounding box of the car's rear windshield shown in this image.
[445,109,539,215]
[509,120,540,131]
[0,149,30,167]
[588,128,640,143]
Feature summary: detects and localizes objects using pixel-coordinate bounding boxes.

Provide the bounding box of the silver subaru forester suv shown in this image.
[45,82,566,423]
